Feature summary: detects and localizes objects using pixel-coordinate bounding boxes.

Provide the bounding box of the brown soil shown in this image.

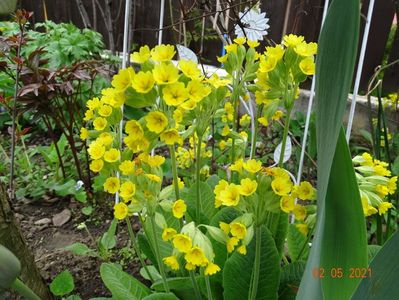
[10,197,148,299]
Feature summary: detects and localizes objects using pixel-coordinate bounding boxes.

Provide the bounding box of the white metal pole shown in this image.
[158,0,165,45]
[296,0,330,185]
[116,0,132,204]
[345,0,376,142]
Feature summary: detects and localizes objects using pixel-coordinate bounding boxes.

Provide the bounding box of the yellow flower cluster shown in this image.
[353,153,397,216]
[219,220,252,254]
[161,222,220,275]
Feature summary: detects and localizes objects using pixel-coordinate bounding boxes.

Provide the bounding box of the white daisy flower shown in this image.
[234,7,270,41]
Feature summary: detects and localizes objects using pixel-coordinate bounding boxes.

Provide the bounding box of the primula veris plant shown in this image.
[81,37,317,299]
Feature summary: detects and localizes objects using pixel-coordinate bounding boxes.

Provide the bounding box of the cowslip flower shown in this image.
[226,236,239,253]
[172,199,187,219]
[299,57,315,75]
[146,155,165,168]
[93,117,107,131]
[239,178,258,196]
[162,228,177,241]
[80,127,88,140]
[184,247,208,266]
[119,160,135,175]
[163,82,189,106]
[271,177,293,196]
[230,222,247,239]
[205,262,221,276]
[145,111,168,133]
[119,181,136,201]
[294,181,316,200]
[243,159,262,173]
[292,204,306,221]
[163,255,179,270]
[114,202,128,220]
[151,44,176,62]
[178,59,202,79]
[88,142,105,160]
[160,129,182,145]
[89,159,104,173]
[104,148,120,163]
[280,195,295,213]
[98,105,113,117]
[153,63,179,85]
[283,34,304,47]
[125,120,144,138]
[131,71,155,93]
[111,67,135,91]
[97,132,113,146]
[104,177,120,194]
[173,234,192,253]
[219,184,241,206]
[130,45,151,63]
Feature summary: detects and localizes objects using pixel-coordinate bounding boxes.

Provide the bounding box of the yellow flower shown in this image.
[146,174,162,183]
[185,247,208,266]
[119,160,135,175]
[283,34,304,47]
[378,202,393,215]
[206,74,230,88]
[163,82,189,106]
[112,67,135,91]
[104,177,120,194]
[131,71,155,93]
[160,129,182,145]
[259,56,277,73]
[243,159,262,173]
[162,228,177,241]
[89,159,104,173]
[258,117,268,127]
[239,178,258,196]
[145,111,168,133]
[98,105,113,117]
[237,244,247,255]
[114,202,128,220]
[101,87,125,107]
[97,132,113,146]
[151,44,176,62]
[173,234,192,253]
[219,140,227,150]
[292,204,306,221]
[225,44,237,54]
[280,195,295,213]
[179,59,202,79]
[163,255,180,270]
[230,158,244,173]
[247,40,259,48]
[181,99,197,110]
[125,120,144,138]
[373,165,391,177]
[375,184,389,198]
[104,148,121,163]
[299,57,315,75]
[388,176,397,194]
[86,97,101,110]
[240,114,251,127]
[221,125,230,137]
[226,237,239,253]
[295,181,316,200]
[80,127,88,140]
[219,222,230,234]
[153,63,179,85]
[294,42,317,57]
[217,54,228,63]
[120,181,136,201]
[265,45,284,60]
[234,36,246,45]
[271,177,293,196]
[83,109,94,121]
[185,262,196,271]
[272,110,284,121]
[88,141,105,160]
[214,179,229,208]
[174,177,185,190]
[296,224,309,236]
[93,117,107,131]
[219,184,241,206]
[205,262,221,276]
[230,222,246,239]
[172,199,187,219]
[173,109,183,124]
[146,155,166,167]
[130,45,151,63]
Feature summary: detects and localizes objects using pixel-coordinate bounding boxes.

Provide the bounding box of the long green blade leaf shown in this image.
[351,230,399,299]
[297,0,365,298]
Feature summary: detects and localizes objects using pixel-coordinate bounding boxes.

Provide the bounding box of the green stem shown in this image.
[195,134,203,223]
[205,274,213,300]
[10,278,41,300]
[149,215,170,292]
[376,214,382,245]
[126,217,154,282]
[170,146,180,200]
[250,106,262,159]
[250,226,262,300]
[189,270,202,300]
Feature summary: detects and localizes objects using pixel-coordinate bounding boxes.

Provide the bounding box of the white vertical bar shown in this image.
[345,0,376,142]
[296,0,330,185]
[116,0,132,204]
[158,0,165,45]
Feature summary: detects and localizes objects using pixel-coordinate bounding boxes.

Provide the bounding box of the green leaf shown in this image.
[297,0,366,298]
[64,243,96,256]
[66,296,82,300]
[287,224,309,262]
[223,226,280,300]
[100,219,118,250]
[81,206,93,216]
[100,263,150,300]
[137,233,158,269]
[151,277,199,292]
[125,87,157,108]
[143,217,173,265]
[142,292,179,300]
[367,245,381,263]
[184,182,217,223]
[279,262,306,300]
[352,230,399,299]
[50,270,75,296]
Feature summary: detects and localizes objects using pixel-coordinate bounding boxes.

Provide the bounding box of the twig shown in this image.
[75,0,92,28]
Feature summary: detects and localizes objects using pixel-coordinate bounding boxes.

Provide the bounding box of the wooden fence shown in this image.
[17,0,399,93]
